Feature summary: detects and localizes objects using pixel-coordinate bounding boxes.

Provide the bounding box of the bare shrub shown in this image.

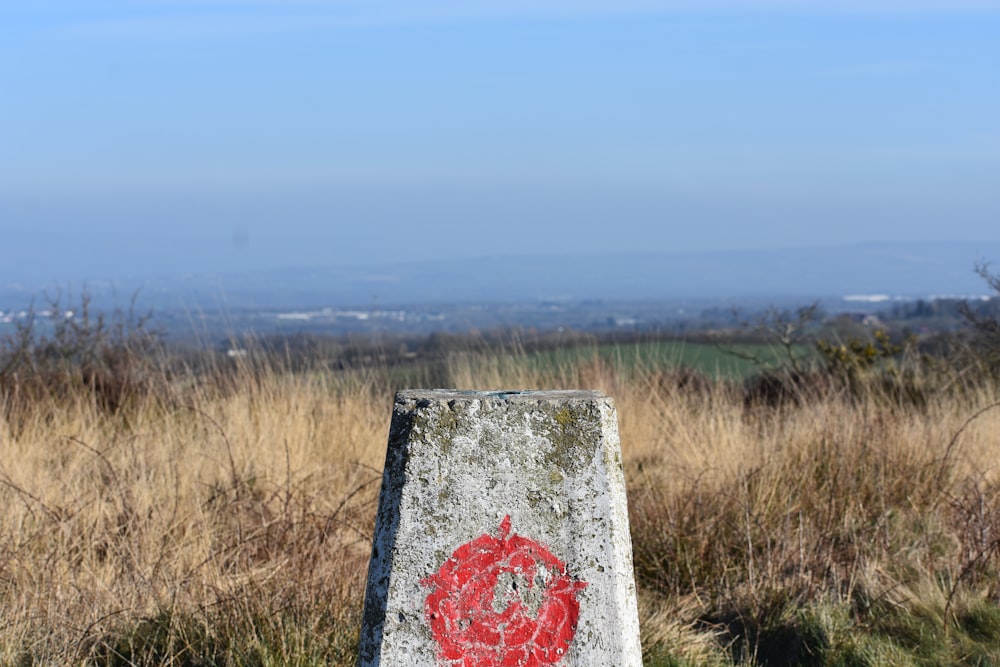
[0,292,166,419]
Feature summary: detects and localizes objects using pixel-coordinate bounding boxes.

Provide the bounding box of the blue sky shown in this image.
[1,1,999,283]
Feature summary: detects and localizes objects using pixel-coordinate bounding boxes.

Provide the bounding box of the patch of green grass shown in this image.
[643,647,723,667]
[715,595,1000,667]
[526,340,813,380]
[635,593,1000,667]
[80,607,361,667]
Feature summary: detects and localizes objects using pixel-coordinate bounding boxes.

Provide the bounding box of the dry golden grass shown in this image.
[1,351,999,665]
[0,368,386,665]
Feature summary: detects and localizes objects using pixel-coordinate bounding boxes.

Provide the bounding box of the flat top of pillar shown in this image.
[396,389,607,402]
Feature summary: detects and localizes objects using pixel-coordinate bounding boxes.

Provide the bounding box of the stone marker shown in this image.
[357,389,642,667]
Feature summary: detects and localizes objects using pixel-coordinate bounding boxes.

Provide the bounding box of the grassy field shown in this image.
[389,339,814,390]
[1,340,999,665]
[521,340,814,379]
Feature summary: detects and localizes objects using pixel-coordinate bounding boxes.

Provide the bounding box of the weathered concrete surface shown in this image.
[357,390,642,667]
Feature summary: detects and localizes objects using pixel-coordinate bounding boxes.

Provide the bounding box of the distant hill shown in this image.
[3,241,999,311]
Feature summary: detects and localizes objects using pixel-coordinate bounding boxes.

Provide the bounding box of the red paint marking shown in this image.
[422,516,588,667]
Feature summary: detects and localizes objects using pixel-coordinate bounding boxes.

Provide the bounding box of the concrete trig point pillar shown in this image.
[357,389,642,666]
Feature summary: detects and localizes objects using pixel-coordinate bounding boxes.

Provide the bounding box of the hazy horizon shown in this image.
[3,2,998,286]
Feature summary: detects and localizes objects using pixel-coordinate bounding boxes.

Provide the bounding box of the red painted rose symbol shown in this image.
[422,516,587,667]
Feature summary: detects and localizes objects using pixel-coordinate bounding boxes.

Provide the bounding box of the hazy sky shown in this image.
[2,1,999,283]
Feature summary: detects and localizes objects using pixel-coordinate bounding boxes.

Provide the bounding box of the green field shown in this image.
[523,340,814,380]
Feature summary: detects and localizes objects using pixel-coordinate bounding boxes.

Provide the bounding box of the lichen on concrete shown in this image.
[357,389,642,667]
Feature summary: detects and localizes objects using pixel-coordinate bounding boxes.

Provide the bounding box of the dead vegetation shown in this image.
[2,294,1000,664]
